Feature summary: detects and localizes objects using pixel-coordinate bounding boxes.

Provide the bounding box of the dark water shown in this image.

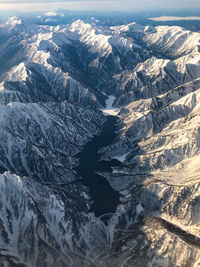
[75,116,121,217]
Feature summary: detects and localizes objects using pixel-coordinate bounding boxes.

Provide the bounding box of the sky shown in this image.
[0,0,199,13]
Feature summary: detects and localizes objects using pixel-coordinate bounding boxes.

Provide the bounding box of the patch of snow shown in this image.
[109,36,141,53]
[110,22,148,33]
[113,152,129,162]
[136,202,144,216]
[45,18,57,23]
[112,168,127,174]
[44,11,57,17]
[101,95,119,116]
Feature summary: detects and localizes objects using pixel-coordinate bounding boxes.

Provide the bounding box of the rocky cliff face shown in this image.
[1,16,200,266]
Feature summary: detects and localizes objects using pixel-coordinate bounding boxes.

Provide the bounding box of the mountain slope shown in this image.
[0,101,105,184]
[0,172,110,267]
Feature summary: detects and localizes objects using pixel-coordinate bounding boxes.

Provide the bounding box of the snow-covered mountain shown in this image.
[97,21,200,267]
[1,16,200,266]
[0,18,149,106]
[0,171,110,267]
[0,101,105,184]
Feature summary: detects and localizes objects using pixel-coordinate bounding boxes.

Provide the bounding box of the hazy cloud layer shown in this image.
[0,0,199,12]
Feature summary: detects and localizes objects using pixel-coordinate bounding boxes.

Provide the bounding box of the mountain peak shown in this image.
[71,19,91,33]
[6,62,28,82]
[43,11,57,17]
[3,16,22,29]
